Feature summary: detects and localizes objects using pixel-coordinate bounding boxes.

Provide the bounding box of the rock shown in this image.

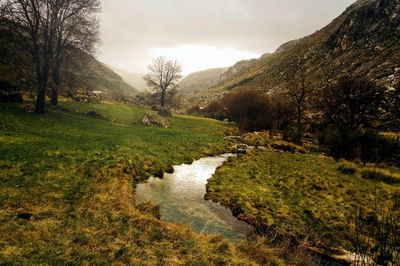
[141,112,171,128]
[224,135,244,143]
[232,143,249,154]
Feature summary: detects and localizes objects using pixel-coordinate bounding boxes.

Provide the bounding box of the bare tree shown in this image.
[144,56,182,107]
[51,0,101,106]
[286,70,310,128]
[316,76,385,130]
[0,0,101,112]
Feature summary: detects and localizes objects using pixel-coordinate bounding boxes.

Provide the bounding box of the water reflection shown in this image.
[135,154,250,242]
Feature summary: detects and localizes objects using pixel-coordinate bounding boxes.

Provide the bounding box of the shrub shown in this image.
[361,168,400,185]
[201,101,226,120]
[318,124,399,163]
[187,105,200,115]
[222,88,273,131]
[318,124,361,160]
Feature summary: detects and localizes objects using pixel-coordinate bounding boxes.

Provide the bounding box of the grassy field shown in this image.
[0,102,271,265]
[206,149,400,251]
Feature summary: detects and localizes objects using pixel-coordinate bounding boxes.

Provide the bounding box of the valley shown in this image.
[1,0,400,265]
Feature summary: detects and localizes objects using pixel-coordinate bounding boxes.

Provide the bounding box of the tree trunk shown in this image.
[161,89,165,107]
[51,58,61,106]
[33,48,46,114]
[35,80,46,114]
[297,105,301,126]
[34,61,50,114]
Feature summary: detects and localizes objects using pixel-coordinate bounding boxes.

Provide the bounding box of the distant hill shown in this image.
[108,66,148,92]
[184,0,400,106]
[0,26,137,101]
[178,67,228,95]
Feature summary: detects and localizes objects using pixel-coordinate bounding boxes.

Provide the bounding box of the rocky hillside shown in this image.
[185,0,400,107]
[178,67,228,95]
[0,26,137,101]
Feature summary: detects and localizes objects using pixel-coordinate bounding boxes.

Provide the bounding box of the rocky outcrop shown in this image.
[141,112,171,128]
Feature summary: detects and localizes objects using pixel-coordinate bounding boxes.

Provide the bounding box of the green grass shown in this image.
[206,150,400,251]
[0,102,266,265]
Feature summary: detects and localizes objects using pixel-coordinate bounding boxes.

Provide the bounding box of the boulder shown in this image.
[232,143,249,154]
[141,112,171,128]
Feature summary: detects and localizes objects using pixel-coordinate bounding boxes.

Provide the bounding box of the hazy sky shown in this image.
[99,0,356,75]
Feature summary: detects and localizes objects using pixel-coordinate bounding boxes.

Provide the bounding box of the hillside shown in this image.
[63,48,138,99]
[178,67,228,95]
[108,66,148,92]
[0,27,137,101]
[185,0,400,106]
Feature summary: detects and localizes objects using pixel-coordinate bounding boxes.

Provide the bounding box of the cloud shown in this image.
[98,0,356,74]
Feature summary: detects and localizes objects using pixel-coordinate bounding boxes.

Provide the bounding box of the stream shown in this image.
[135,154,250,242]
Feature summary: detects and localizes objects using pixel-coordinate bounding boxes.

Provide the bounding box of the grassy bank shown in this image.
[206,149,400,251]
[0,102,266,264]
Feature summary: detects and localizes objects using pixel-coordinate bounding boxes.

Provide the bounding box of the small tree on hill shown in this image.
[285,70,310,128]
[144,56,182,107]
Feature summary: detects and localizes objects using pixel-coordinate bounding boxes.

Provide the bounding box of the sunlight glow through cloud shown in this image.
[151,45,259,75]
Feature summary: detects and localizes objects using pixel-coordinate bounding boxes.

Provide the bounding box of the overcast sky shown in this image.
[99,0,356,75]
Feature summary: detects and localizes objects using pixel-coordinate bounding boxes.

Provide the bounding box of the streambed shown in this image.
[135,154,250,242]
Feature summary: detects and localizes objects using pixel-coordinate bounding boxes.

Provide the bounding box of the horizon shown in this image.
[99,0,356,76]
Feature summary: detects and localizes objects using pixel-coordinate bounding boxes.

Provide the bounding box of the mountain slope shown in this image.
[0,27,137,101]
[108,66,148,92]
[62,48,138,97]
[186,0,400,106]
[178,67,228,95]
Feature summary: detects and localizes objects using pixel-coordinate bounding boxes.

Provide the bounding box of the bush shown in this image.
[361,168,400,184]
[222,88,273,131]
[318,124,399,163]
[187,105,200,115]
[318,124,361,160]
[201,101,226,120]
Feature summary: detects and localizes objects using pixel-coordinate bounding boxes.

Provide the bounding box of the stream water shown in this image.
[135,154,250,242]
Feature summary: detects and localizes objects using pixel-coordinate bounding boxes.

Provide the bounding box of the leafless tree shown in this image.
[51,0,101,106]
[285,70,311,128]
[0,0,101,113]
[144,56,182,107]
[316,75,385,130]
